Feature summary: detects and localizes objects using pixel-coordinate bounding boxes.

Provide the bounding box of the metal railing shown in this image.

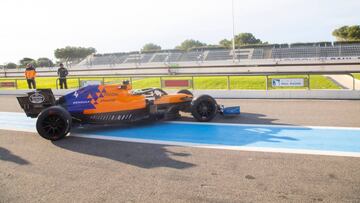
[0,72,358,90]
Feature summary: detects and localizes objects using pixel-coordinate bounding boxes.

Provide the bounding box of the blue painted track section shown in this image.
[74,122,360,153]
[1,112,360,153]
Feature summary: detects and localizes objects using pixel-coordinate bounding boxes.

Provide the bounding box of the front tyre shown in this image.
[36,106,72,141]
[177,89,193,96]
[191,95,218,122]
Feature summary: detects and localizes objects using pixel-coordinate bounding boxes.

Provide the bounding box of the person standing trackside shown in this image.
[24,64,36,89]
[57,63,68,89]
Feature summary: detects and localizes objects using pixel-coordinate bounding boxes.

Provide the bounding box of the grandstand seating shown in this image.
[151,54,167,62]
[179,52,203,61]
[251,49,264,59]
[341,46,360,56]
[206,50,232,61]
[271,45,360,58]
[124,54,141,63]
[167,53,182,62]
[80,42,360,66]
[140,54,153,63]
[271,47,318,58]
[319,47,340,57]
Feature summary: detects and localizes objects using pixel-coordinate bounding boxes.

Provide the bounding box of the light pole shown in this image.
[232,0,236,63]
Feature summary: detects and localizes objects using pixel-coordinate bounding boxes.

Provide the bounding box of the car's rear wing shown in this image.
[17,89,56,118]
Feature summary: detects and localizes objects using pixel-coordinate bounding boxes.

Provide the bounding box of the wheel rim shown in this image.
[196,100,215,119]
[41,115,66,138]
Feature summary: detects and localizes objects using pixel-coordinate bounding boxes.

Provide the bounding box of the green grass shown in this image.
[132,77,161,89]
[0,75,340,90]
[353,73,360,80]
[308,75,341,89]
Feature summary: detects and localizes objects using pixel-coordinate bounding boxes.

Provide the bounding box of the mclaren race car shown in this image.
[17,81,240,141]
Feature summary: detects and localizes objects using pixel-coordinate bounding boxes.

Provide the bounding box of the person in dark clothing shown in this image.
[24,64,36,89]
[57,63,68,89]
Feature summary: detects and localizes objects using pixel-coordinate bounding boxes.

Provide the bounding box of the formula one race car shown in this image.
[17,81,240,141]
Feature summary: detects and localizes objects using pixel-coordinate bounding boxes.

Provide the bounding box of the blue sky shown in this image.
[0,0,359,64]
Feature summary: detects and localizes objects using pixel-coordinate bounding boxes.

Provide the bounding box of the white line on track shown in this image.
[167,121,360,131]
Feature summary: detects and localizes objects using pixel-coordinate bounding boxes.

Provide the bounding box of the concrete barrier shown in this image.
[1,89,359,100]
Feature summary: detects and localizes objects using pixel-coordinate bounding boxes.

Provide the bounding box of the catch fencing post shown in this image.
[265,75,268,90]
[350,74,355,90]
[192,76,195,90]
[227,75,230,90]
[307,74,310,90]
[354,75,355,90]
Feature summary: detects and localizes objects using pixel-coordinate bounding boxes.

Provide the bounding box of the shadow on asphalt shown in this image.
[0,147,30,165]
[181,112,292,126]
[52,136,195,169]
[51,112,300,169]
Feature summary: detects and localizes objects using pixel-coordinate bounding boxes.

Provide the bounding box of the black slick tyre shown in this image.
[191,95,217,122]
[36,106,72,141]
[177,89,193,96]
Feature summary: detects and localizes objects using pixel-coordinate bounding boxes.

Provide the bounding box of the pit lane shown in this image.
[1,112,360,157]
[1,95,360,202]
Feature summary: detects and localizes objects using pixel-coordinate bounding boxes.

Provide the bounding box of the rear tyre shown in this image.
[36,106,72,141]
[191,95,218,122]
[177,89,193,96]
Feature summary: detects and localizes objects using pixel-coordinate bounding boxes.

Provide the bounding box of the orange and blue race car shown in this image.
[17,81,240,141]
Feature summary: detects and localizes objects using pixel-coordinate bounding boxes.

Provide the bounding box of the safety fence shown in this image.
[0,73,358,90]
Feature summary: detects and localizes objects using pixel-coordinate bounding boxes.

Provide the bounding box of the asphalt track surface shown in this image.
[1,95,360,202]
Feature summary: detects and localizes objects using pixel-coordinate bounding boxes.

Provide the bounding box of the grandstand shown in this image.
[77,41,360,67]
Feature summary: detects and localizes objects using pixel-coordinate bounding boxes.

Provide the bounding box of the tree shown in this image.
[218,33,263,48]
[175,39,207,50]
[54,46,96,65]
[234,33,262,46]
[5,62,17,69]
[142,43,161,52]
[19,57,37,67]
[37,58,54,67]
[332,25,360,41]
[219,39,232,48]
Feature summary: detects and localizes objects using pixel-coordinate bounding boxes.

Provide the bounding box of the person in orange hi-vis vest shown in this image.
[24,64,36,89]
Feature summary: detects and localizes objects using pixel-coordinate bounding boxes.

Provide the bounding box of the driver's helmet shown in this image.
[121,80,132,90]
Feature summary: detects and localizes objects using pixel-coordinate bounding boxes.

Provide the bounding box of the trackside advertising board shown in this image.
[162,79,192,89]
[271,78,304,87]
